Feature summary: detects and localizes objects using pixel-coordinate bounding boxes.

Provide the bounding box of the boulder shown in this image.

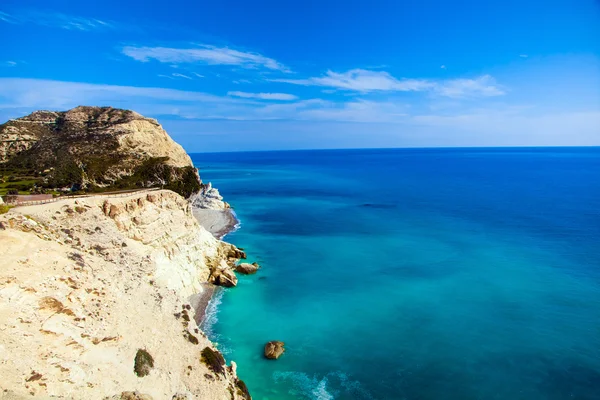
[210,268,238,287]
[235,262,260,275]
[264,341,285,360]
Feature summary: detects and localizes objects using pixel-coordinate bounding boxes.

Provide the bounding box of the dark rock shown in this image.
[264,341,285,360]
[235,262,260,275]
[210,268,238,287]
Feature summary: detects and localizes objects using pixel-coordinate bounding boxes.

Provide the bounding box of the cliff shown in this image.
[0,190,249,399]
[0,107,200,197]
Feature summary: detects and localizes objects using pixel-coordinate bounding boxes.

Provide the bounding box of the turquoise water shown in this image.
[192,148,600,400]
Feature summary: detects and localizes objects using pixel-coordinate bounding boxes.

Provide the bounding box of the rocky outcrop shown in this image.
[264,341,285,360]
[235,263,260,275]
[1,107,191,166]
[209,266,238,287]
[0,106,200,197]
[0,190,248,399]
[190,183,229,210]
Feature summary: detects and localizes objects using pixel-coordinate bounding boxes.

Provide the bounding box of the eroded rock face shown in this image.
[0,190,248,399]
[235,263,260,275]
[264,341,285,360]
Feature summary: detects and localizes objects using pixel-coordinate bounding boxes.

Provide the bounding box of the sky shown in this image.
[1,0,599,152]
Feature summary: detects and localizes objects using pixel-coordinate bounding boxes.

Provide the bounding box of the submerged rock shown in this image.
[264,341,285,360]
[235,262,260,275]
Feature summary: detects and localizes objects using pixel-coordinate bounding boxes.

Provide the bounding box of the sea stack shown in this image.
[264,341,285,360]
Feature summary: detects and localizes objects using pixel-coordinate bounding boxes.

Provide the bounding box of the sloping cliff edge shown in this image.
[0,190,249,399]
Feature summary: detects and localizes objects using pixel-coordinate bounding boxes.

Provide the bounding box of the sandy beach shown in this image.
[193,208,239,239]
[191,208,239,324]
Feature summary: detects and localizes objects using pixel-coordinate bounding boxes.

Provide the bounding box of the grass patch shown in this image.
[0,204,11,214]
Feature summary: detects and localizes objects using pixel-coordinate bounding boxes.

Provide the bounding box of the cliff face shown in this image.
[0,191,248,399]
[0,107,200,197]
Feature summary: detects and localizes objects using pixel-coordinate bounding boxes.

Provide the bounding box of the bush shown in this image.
[236,379,251,399]
[134,349,154,377]
[0,204,11,214]
[200,347,225,375]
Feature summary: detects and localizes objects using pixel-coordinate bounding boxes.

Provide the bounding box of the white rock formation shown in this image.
[0,190,248,399]
[190,183,229,210]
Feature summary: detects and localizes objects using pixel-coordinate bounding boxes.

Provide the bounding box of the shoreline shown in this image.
[191,207,241,324]
[193,208,240,239]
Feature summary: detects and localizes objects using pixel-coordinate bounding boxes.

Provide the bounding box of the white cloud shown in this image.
[172,73,192,80]
[0,78,242,111]
[271,69,433,92]
[122,45,289,72]
[5,61,17,67]
[1,77,595,149]
[271,68,504,98]
[434,75,505,98]
[0,10,113,31]
[440,65,447,69]
[192,72,205,78]
[227,91,298,101]
[520,54,529,58]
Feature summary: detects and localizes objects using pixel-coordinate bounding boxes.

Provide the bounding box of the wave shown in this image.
[221,209,241,239]
[272,370,374,400]
[199,288,224,340]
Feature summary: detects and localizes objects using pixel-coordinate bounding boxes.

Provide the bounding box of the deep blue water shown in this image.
[191,148,600,400]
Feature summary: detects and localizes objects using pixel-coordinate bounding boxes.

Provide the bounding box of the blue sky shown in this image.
[1,0,599,152]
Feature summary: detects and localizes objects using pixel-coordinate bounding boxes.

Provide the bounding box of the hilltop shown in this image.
[0,107,200,197]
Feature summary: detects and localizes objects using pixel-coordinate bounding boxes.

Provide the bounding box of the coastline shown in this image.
[193,208,240,239]
[191,207,240,324]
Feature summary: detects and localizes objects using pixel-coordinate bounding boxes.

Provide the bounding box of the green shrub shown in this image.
[133,349,154,377]
[236,379,251,399]
[200,347,225,375]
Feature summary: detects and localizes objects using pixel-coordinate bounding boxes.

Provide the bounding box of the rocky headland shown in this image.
[0,107,250,399]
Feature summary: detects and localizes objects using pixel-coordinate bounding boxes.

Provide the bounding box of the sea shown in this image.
[191,147,600,400]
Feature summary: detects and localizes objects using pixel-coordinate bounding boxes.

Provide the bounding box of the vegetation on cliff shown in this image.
[0,106,200,198]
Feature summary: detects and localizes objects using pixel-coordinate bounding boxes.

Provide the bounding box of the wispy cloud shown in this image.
[4,61,17,67]
[271,68,505,98]
[520,54,529,58]
[122,45,289,72]
[0,10,114,31]
[435,75,505,98]
[172,73,192,80]
[271,69,433,92]
[192,72,205,78]
[228,91,298,101]
[0,11,17,23]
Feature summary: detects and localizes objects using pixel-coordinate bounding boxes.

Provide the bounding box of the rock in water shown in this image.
[235,262,260,275]
[264,341,285,359]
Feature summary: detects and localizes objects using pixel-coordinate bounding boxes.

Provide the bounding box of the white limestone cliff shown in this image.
[0,190,249,399]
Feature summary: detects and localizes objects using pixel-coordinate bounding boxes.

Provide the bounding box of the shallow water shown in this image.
[192,148,600,400]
